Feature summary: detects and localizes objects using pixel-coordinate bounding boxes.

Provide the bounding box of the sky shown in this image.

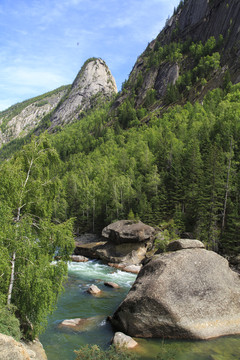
[0,0,180,111]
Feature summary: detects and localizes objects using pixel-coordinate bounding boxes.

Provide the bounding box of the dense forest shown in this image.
[50,81,240,257]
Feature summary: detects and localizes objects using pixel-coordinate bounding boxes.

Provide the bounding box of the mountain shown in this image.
[116,0,240,109]
[49,58,117,129]
[0,58,117,147]
[0,86,69,147]
[1,0,239,146]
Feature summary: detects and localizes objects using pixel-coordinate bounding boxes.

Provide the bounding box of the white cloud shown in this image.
[3,67,67,88]
[0,100,15,111]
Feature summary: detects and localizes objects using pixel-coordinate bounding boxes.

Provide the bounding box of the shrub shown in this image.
[74,344,139,360]
[0,303,21,341]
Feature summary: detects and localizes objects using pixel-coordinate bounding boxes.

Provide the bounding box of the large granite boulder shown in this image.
[111,239,240,340]
[102,220,155,244]
[74,222,155,266]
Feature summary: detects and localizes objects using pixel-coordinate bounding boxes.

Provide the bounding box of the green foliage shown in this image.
[128,209,135,220]
[36,100,48,107]
[194,52,220,80]
[74,345,139,360]
[117,100,137,128]
[144,89,157,108]
[165,83,180,104]
[223,69,232,92]
[0,133,74,339]
[0,303,21,341]
[154,219,179,252]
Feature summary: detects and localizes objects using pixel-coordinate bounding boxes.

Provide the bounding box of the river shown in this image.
[40,260,240,360]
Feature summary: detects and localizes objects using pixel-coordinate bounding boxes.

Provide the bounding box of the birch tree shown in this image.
[0,134,74,339]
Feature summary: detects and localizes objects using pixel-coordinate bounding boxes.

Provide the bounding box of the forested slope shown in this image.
[50,82,240,255]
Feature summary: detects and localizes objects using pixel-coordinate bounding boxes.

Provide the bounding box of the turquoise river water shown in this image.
[40,260,240,360]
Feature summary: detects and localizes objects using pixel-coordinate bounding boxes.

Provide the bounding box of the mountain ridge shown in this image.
[0,58,117,147]
[115,0,240,110]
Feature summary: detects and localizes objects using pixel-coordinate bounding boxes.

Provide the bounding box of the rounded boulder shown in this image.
[111,243,240,340]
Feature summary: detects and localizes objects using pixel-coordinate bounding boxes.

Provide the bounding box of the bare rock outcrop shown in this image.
[0,87,68,147]
[111,239,240,340]
[115,0,240,108]
[50,58,117,128]
[0,333,47,360]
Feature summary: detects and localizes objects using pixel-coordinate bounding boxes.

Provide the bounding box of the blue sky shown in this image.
[0,0,180,111]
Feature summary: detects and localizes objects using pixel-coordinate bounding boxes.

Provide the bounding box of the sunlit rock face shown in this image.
[0,333,47,360]
[50,58,117,128]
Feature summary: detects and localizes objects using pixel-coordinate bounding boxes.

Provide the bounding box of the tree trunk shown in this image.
[7,252,16,305]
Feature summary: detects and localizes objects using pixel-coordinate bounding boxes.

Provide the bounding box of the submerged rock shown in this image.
[111,239,240,340]
[59,317,101,332]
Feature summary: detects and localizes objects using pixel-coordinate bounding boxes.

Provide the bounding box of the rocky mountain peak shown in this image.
[116,0,240,109]
[0,58,117,147]
[50,58,117,128]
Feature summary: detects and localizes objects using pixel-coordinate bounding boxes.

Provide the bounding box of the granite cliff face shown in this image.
[117,0,240,108]
[0,58,117,147]
[49,58,117,129]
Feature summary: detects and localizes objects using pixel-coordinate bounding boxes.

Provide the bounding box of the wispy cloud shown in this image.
[3,67,67,87]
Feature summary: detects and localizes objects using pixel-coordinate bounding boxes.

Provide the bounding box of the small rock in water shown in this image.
[70,255,88,262]
[112,332,138,349]
[60,318,82,327]
[59,317,101,332]
[123,264,141,274]
[108,263,141,274]
[104,281,120,288]
[87,284,101,295]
